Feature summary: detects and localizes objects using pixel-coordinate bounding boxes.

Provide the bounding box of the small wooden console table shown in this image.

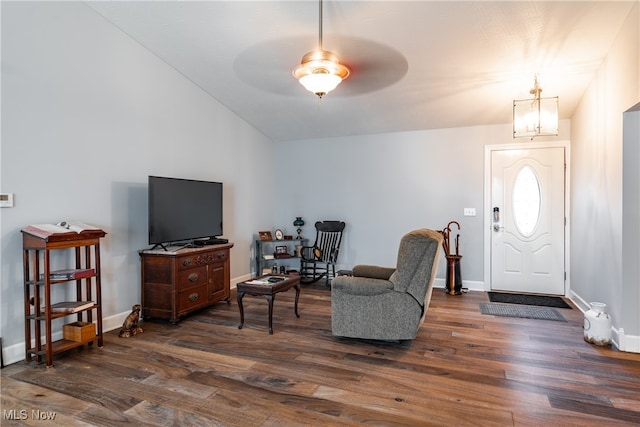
[236,274,300,334]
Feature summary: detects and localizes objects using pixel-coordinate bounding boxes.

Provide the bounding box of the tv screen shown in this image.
[148,176,223,246]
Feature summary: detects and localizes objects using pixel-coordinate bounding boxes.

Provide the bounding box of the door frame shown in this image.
[483,141,571,296]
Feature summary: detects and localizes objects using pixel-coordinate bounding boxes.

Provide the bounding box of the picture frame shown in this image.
[274,229,284,240]
[259,231,273,241]
[275,245,291,259]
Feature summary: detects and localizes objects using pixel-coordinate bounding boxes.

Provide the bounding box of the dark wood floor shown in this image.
[2,284,640,426]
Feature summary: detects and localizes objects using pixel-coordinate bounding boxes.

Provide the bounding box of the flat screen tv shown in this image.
[148,176,223,247]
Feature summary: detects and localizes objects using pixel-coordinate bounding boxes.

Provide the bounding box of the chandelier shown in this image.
[513,75,559,139]
[292,0,349,98]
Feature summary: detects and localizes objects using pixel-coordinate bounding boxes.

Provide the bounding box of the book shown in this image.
[245,278,271,285]
[39,268,95,281]
[23,222,103,239]
[65,222,103,233]
[47,301,95,314]
[244,276,285,286]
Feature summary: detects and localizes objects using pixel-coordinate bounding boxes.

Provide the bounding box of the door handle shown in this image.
[493,224,504,232]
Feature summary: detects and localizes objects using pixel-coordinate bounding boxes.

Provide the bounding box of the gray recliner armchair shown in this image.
[331,229,443,340]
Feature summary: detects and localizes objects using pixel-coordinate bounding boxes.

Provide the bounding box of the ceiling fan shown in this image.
[292,0,350,98]
[234,1,408,98]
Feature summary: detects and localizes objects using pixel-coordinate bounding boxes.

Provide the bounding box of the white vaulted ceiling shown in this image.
[85,1,636,142]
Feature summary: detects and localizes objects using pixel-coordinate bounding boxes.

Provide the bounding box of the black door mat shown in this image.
[488,292,571,309]
[480,303,566,322]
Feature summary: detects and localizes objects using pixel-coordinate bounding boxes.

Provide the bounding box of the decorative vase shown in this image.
[584,302,612,346]
[293,217,305,240]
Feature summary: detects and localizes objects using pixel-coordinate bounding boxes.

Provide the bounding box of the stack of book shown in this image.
[39,268,95,281]
[47,301,95,314]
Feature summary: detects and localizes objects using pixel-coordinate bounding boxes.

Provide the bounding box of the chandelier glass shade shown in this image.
[513,76,559,139]
[293,50,349,97]
[293,0,349,98]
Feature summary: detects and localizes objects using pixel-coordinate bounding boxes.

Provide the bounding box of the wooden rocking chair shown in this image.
[300,221,346,286]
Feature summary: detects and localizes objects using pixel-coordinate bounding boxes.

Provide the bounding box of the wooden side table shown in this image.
[236,274,300,334]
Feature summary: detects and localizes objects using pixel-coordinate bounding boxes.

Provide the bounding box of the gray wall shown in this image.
[570,2,640,349]
[274,123,570,285]
[1,2,275,362]
[622,104,640,347]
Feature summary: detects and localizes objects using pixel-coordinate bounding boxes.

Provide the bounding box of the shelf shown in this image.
[32,304,99,321]
[262,256,302,261]
[22,227,105,367]
[27,336,99,357]
[255,237,307,276]
[259,239,304,243]
[26,275,97,286]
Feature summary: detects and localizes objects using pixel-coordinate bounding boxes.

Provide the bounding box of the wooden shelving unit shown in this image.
[21,228,106,367]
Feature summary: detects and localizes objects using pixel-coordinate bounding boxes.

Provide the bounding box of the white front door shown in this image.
[490,146,566,295]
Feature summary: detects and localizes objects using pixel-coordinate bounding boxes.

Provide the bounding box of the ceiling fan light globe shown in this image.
[293,49,350,97]
[299,72,343,96]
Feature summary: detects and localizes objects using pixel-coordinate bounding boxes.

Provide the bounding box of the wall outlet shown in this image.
[463,207,476,216]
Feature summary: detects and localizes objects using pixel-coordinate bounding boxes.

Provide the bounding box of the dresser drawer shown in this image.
[178,250,228,271]
[177,255,203,271]
[210,250,228,263]
[177,266,207,289]
[177,284,208,312]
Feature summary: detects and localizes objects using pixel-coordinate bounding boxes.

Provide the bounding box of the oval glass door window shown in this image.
[512,166,541,237]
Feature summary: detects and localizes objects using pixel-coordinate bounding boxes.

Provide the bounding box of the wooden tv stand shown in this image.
[139,243,234,323]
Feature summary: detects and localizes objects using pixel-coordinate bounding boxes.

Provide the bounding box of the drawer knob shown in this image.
[217,253,225,259]
[188,273,199,282]
[183,259,192,266]
[188,293,199,302]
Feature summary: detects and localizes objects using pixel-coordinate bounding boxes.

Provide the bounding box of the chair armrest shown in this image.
[332,276,394,296]
[352,265,396,280]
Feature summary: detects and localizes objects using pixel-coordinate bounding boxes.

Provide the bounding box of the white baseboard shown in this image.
[433,278,484,292]
[231,273,252,289]
[1,274,253,367]
[2,310,131,367]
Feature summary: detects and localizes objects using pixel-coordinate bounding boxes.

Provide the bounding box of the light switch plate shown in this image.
[463,207,476,216]
[0,193,14,208]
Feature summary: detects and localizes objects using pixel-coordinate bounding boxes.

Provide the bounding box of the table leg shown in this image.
[294,284,300,318]
[266,294,274,334]
[237,290,245,329]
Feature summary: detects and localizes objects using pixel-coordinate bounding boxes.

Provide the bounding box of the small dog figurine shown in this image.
[119,304,143,338]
